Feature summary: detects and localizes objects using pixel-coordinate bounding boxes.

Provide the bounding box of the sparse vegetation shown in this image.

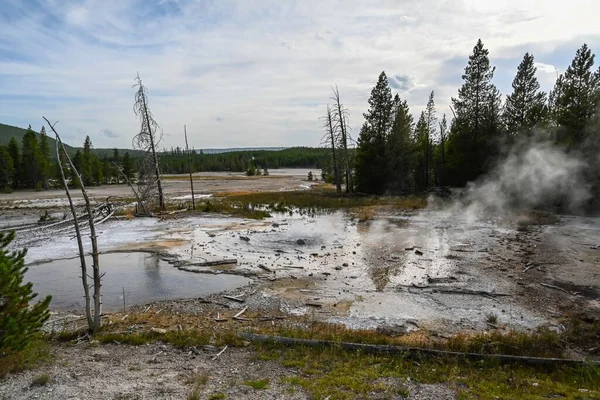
[30,373,50,387]
[208,393,226,400]
[243,378,270,390]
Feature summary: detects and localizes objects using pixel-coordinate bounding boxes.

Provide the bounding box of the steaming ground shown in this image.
[5,189,598,335]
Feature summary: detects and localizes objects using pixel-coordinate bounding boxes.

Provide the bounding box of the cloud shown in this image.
[101,128,119,138]
[0,0,599,148]
[389,74,420,92]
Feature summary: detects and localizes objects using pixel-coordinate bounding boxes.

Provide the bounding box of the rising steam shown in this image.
[453,139,591,223]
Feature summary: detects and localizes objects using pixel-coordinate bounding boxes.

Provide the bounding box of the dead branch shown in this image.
[540,283,570,294]
[184,125,196,211]
[211,345,228,360]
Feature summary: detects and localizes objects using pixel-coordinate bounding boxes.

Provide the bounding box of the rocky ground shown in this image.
[0,342,455,400]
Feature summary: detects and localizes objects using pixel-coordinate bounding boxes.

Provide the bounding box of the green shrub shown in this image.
[0,231,51,355]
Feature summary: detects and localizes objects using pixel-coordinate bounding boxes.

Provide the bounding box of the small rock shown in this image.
[296,239,307,245]
[272,223,280,228]
[414,249,423,256]
[239,236,250,242]
[150,328,167,334]
[203,345,218,352]
[342,263,348,267]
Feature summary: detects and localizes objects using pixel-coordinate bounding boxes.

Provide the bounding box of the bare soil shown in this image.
[0,342,454,400]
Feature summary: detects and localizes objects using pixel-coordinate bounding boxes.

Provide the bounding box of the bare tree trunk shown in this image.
[332,86,352,193]
[326,107,342,194]
[44,117,102,332]
[141,93,165,210]
[53,137,93,329]
[184,125,196,211]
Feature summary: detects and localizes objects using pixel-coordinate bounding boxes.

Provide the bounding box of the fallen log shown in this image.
[258,264,273,273]
[223,295,245,303]
[238,332,600,367]
[185,259,238,267]
[437,289,510,297]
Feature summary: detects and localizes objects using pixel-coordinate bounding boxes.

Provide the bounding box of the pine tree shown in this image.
[92,156,103,186]
[112,148,120,184]
[504,53,548,136]
[82,136,94,186]
[386,96,414,193]
[413,112,429,191]
[449,39,501,183]
[0,231,51,354]
[38,126,51,189]
[355,71,394,194]
[424,91,436,189]
[72,150,83,188]
[550,44,600,145]
[0,146,15,190]
[20,126,41,189]
[7,138,20,189]
[103,157,111,184]
[123,152,133,180]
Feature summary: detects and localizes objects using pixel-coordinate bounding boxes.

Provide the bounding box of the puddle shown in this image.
[25,252,250,311]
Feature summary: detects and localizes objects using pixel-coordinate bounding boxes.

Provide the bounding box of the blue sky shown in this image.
[1,0,599,149]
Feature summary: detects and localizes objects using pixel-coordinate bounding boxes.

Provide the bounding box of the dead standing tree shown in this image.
[330,85,353,193]
[43,117,102,332]
[321,105,342,193]
[133,74,165,210]
[184,125,196,211]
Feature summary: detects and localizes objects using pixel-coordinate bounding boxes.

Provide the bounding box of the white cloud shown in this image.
[1,0,599,148]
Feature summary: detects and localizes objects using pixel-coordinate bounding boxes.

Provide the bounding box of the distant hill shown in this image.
[0,123,145,159]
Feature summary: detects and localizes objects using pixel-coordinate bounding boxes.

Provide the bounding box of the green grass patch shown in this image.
[263,344,600,400]
[208,393,226,400]
[243,378,270,390]
[0,338,52,379]
[222,189,427,212]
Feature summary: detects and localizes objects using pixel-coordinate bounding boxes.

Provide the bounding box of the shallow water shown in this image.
[25,252,250,311]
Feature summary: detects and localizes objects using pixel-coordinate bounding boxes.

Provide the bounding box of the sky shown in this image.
[1,0,600,150]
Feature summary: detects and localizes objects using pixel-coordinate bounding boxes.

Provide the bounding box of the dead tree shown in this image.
[439,113,448,187]
[44,117,102,332]
[184,125,196,211]
[53,141,93,328]
[330,85,353,193]
[133,74,165,210]
[112,161,151,215]
[320,106,342,193]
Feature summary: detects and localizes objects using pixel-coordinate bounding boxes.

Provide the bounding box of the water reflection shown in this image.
[25,252,250,311]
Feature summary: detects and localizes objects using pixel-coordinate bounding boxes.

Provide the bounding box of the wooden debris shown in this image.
[223,295,245,303]
[258,264,273,273]
[414,249,423,256]
[150,327,167,334]
[185,259,238,267]
[305,302,322,308]
[211,345,228,361]
[233,307,248,320]
[540,283,569,294]
[437,289,510,297]
[214,312,228,322]
[239,236,250,242]
[522,264,535,273]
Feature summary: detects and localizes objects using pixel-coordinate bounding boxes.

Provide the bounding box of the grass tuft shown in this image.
[30,373,50,387]
[243,378,270,390]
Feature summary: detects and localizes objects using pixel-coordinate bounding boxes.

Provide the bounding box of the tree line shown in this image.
[326,40,600,208]
[0,126,135,191]
[158,147,329,175]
